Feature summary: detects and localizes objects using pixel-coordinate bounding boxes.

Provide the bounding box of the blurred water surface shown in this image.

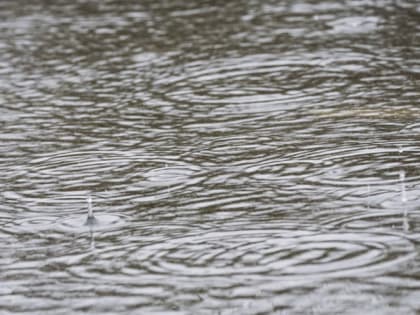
[1,0,420,314]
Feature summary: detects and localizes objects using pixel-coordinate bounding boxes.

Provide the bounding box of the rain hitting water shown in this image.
[1,0,420,314]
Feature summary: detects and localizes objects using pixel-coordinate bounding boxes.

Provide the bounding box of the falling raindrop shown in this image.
[400,170,407,205]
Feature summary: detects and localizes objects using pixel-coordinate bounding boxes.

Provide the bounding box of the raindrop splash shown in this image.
[84,195,98,226]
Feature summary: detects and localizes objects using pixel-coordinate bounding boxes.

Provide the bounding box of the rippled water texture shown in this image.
[1,0,420,314]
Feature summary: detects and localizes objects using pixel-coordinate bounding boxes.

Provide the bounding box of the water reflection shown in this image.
[1,0,420,314]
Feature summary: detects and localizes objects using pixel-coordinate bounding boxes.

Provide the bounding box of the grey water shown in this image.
[1,0,420,314]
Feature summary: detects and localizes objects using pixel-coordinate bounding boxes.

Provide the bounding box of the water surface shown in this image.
[1,0,420,314]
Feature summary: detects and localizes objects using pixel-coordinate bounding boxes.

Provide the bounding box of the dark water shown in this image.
[1,0,420,314]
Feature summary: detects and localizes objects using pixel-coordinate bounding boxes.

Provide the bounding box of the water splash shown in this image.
[84,195,98,226]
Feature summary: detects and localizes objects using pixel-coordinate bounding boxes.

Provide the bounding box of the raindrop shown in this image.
[399,170,407,205]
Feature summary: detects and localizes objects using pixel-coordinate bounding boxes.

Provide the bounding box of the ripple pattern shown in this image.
[128,227,415,279]
[1,0,420,314]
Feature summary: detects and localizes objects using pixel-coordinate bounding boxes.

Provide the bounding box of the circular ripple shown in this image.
[57,213,128,232]
[150,54,343,114]
[128,228,415,279]
[295,145,420,188]
[315,208,420,233]
[30,150,200,183]
[1,215,60,235]
[143,165,202,187]
[8,150,204,210]
[1,213,128,235]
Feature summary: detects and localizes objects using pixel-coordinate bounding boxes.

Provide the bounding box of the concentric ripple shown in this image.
[296,145,420,188]
[1,0,420,313]
[4,149,204,213]
[126,227,415,280]
[1,212,128,235]
[150,53,344,115]
[58,213,128,232]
